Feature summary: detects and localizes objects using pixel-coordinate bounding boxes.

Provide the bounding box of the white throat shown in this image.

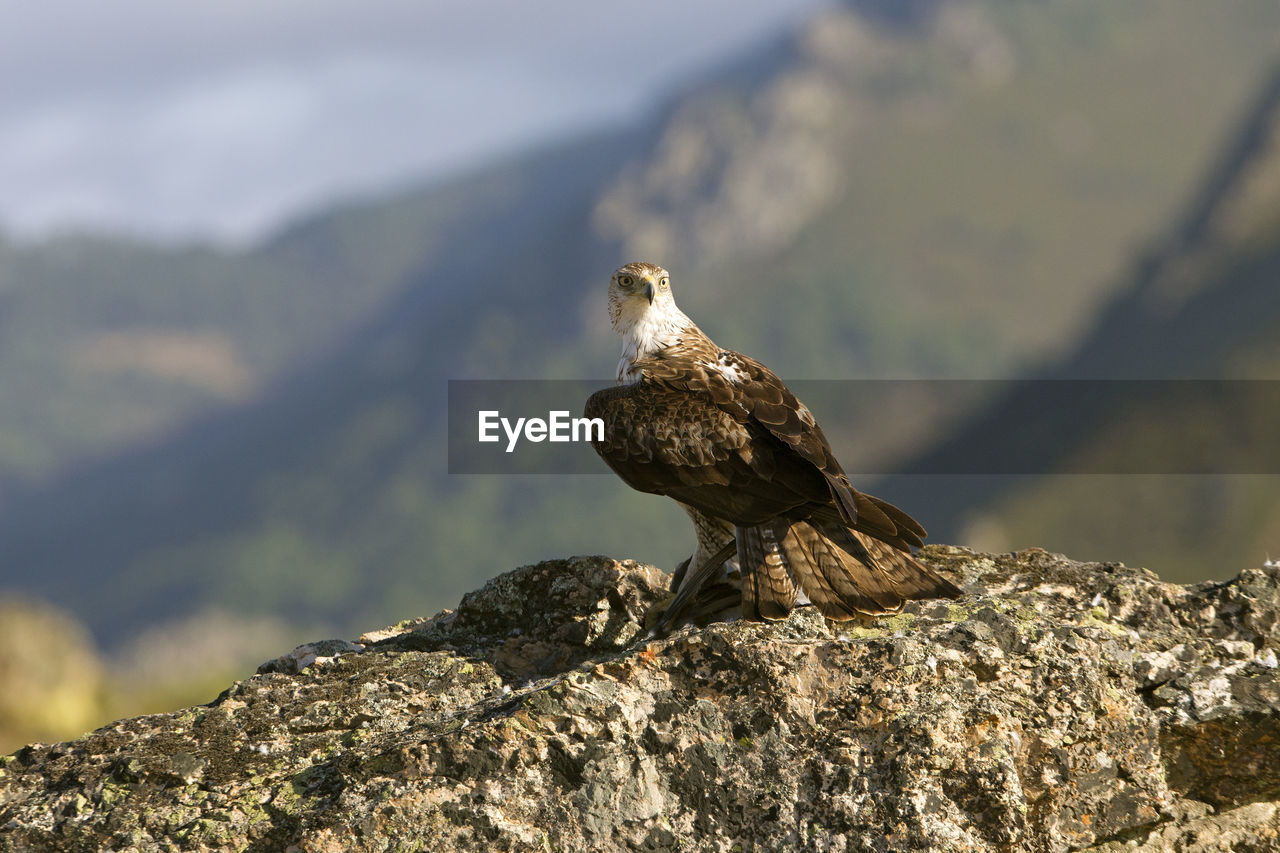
[615,303,694,384]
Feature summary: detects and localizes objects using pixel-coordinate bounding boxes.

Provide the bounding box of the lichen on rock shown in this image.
[1,547,1278,852]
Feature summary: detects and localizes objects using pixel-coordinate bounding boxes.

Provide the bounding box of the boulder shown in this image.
[1,546,1278,852]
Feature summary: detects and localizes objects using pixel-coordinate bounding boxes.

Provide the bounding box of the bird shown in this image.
[584,261,961,632]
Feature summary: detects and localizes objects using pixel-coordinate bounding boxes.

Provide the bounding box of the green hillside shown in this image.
[0,139,605,490]
[909,66,1280,577]
[638,0,1280,379]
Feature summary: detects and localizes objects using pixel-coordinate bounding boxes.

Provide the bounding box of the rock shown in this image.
[1,548,1279,852]
[258,639,367,676]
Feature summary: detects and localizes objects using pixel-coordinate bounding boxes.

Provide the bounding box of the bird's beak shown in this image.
[644,281,656,304]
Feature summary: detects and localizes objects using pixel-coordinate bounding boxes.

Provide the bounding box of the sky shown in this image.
[0,0,830,245]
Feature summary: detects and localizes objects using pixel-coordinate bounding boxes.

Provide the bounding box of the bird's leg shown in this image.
[647,539,738,638]
[668,557,691,594]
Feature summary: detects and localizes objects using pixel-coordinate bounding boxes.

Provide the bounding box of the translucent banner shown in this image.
[447,379,1280,475]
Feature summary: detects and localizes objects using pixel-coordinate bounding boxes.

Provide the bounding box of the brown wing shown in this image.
[632,349,922,548]
[586,358,923,551]
[585,380,824,524]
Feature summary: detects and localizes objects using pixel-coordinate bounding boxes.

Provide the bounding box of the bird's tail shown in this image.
[736,519,961,622]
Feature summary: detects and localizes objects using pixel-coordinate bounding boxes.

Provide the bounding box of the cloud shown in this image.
[0,0,828,244]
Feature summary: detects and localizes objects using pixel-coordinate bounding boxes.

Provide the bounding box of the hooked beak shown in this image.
[644,281,656,304]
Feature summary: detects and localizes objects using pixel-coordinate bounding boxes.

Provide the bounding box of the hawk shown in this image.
[585,262,961,631]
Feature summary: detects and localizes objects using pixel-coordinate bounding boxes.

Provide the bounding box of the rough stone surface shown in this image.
[1,547,1279,852]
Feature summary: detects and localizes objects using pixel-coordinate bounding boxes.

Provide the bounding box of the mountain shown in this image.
[884,61,1280,578]
[0,128,644,645]
[1,0,1279,651]
[0,133,616,495]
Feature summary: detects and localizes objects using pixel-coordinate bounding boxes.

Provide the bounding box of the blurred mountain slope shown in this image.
[1,0,1278,648]
[0,133,625,492]
[596,1,1280,378]
[888,62,1280,577]
[0,129,641,644]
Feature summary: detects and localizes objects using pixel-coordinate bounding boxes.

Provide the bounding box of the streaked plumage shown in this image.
[586,261,960,628]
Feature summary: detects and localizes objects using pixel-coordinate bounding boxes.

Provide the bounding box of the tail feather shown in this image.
[783,521,874,618]
[811,494,927,552]
[866,497,927,547]
[736,519,961,622]
[736,523,797,621]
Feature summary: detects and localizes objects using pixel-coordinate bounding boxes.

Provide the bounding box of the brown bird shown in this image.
[585,261,960,632]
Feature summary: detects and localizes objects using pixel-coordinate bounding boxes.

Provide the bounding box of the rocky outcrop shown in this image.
[1,546,1278,852]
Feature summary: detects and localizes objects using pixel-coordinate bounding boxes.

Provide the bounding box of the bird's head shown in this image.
[607,261,697,382]
[608,261,679,335]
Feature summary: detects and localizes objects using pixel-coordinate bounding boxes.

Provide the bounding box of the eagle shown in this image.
[585,261,961,632]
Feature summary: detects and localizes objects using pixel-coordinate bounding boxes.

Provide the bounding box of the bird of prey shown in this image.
[585,261,960,631]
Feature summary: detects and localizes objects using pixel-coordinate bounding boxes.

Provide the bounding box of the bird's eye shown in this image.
[618,275,634,287]
[659,277,669,289]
